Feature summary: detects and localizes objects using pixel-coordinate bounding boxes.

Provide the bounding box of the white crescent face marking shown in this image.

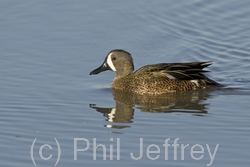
[107,53,117,71]
[107,108,116,122]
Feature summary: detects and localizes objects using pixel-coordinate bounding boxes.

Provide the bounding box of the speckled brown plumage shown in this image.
[90,49,219,95]
[112,72,214,94]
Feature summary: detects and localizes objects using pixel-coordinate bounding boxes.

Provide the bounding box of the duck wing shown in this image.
[134,62,212,80]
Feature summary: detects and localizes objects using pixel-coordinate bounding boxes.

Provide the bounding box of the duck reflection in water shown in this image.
[89,49,220,129]
[90,88,215,129]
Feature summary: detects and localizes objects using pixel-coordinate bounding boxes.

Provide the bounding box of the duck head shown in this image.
[90,49,134,78]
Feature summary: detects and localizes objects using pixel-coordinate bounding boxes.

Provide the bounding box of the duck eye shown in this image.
[112,57,116,61]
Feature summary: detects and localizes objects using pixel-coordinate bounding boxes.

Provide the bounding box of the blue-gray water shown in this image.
[1,1,250,167]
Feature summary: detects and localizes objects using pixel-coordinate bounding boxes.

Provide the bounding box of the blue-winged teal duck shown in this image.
[90,49,219,95]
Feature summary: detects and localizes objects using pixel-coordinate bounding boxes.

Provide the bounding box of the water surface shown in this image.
[1,1,250,167]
